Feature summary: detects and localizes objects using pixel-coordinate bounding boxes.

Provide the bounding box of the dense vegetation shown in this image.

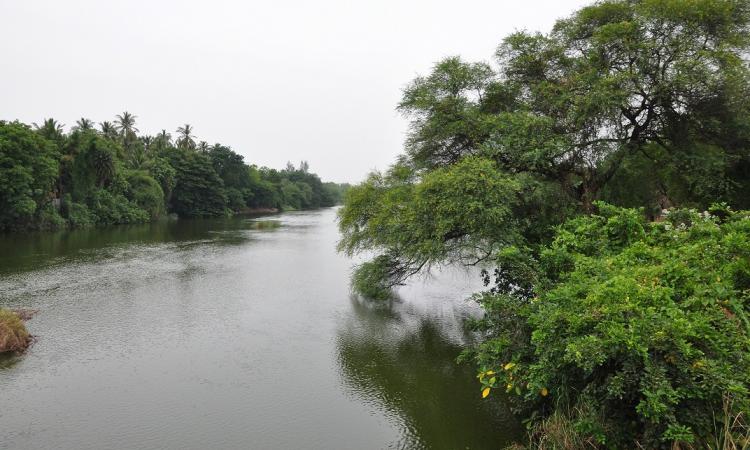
[0,116,348,232]
[338,0,750,447]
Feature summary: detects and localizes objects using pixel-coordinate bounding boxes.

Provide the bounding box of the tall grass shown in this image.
[0,308,31,353]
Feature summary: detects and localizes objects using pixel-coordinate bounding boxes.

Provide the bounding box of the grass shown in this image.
[0,308,31,354]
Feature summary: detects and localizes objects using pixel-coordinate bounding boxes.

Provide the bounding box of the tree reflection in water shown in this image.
[336,294,522,450]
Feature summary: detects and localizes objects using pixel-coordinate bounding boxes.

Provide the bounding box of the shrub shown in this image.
[0,309,31,354]
[36,204,66,230]
[87,189,149,225]
[475,203,750,448]
[125,170,165,219]
[62,194,95,228]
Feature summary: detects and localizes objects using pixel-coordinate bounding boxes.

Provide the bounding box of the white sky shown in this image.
[1,0,590,183]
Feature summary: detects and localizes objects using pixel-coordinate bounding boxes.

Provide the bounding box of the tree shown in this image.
[337,0,750,447]
[115,111,139,158]
[176,124,196,150]
[99,121,118,140]
[340,0,750,294]
[33,118,65,142]
[73,118,94,131]
[0,121,59,230]
[70,133,117,196]
[114,111,138,137]
[165,147,226,216]
[153,130,172,152]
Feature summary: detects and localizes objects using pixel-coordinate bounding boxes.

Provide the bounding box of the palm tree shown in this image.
[157,129,171,143]
[140,135,154,148]
[100,121,118,140]
[197,140,209,153]
[153,130,172,152]
[33,118,65,141]
[89,143,115,187]
[176,124,196,150]
[115,111,138,136]
[74,118,94,131]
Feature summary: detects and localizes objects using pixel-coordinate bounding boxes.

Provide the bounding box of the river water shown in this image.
[0,208,520,449]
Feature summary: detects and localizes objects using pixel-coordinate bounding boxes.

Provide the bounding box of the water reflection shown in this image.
[0,215,279,274]
[336,294,522,450]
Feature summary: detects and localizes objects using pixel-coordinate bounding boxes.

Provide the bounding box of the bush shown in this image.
[87,189,149,225]
[225,187,246,212]
[0,309,31,354]
[474,203,750,448]
[36,204,66,230]
[125,170,165,219]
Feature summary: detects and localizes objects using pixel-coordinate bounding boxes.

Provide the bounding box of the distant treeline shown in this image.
[0,114,350,232]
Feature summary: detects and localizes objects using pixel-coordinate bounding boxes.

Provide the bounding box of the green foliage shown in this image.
[145,156,176,201]
[0,121,59,231]
[165,148,227,217]
[69,132,118,198]
[352,255,398,300]
[1,112,340,232]
[86,189,149,225]
[124,170,165,219]
[339,157,572,294]
[337,0,750,447]
[61,194,95,228]
[474,204,750,448]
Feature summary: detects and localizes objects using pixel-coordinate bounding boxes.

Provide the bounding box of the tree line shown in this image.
[0,114,349,231]
[338,0,750,448]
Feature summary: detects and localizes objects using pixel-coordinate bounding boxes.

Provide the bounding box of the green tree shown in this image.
[73,118,94,131]
[0,121,59,231]
[340,0,750,296]
[176,124,196,151]
[165,147,226,216]
[99,121,118,140]
[33,118,65,143]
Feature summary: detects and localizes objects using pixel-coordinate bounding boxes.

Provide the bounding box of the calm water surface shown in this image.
[0,208,520,449]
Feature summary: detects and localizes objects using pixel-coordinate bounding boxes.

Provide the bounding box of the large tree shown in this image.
[340,0,750,291]
[0,121,59,230]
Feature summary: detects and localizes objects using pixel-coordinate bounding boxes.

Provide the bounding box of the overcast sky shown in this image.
[1,0,590,183]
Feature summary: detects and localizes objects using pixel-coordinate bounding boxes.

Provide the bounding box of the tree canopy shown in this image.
[0,114,347,232]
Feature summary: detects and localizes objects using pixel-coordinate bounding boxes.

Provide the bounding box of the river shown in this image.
[0,208,520,450]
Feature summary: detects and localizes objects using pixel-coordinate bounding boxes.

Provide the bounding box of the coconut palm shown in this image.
[140,135,154,148]
[115,111,138,136]
[197,140,209,153]
[100,121,118,140]
[74,118,94,131]
[176,124,196,150]
[88,142,115,187]
[33,118,65,140]
[152,130,172,152]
